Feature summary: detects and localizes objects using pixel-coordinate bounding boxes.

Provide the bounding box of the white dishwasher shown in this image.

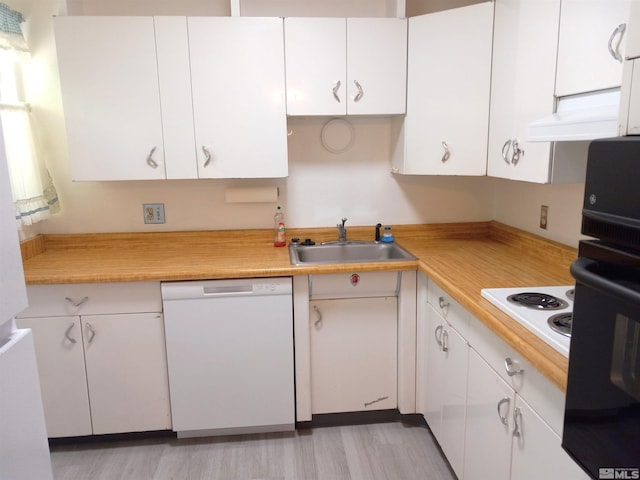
[161,277,294,438]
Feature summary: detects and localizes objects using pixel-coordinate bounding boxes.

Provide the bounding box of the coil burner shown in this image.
[547,313,572,337]
[507,292,569,310]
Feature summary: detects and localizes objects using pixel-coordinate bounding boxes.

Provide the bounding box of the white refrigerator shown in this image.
[0,120,54,479]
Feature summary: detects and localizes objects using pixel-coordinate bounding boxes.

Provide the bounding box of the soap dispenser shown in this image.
[381,226,394,243]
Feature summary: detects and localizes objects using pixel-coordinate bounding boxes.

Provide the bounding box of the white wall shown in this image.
[16,0,586,247]
[490,179,585,247]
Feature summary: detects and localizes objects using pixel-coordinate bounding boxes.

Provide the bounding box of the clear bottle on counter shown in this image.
[274,206,286,247]
[381,226,394,243]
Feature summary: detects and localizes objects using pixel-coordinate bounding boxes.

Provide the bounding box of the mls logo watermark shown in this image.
[599,468,640,479]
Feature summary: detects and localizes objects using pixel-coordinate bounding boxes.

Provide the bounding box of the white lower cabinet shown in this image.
[465,349,588,480]
[464,349,512,480]
[82,313,171,435]
[310,296,397,414]
[15,315,92,437]
[418,274,469,479]
[16,283,171,438]
[511,395,589,480]
[422,304,468,479]
[418,273,588,480]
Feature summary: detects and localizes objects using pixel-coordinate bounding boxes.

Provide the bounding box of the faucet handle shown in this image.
[341,217,348,227]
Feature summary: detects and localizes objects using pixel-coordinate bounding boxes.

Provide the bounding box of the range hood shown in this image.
[526,89,620,142]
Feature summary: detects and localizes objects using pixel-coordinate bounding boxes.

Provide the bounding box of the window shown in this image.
[0,2,58,228]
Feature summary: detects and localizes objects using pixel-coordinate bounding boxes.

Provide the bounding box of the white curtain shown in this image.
[0,3,59,228]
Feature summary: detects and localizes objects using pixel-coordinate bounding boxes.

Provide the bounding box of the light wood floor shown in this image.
[50,421,457,480]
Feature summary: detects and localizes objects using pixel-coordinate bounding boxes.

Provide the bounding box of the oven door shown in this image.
[564,251,640,478]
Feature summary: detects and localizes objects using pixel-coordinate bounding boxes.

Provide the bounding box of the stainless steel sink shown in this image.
[289,241,416,266]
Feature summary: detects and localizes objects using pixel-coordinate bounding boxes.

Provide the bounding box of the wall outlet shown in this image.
[539,205,548,230]
[143,203,165,224]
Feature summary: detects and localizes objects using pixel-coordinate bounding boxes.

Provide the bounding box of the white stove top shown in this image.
[481,285,574,357]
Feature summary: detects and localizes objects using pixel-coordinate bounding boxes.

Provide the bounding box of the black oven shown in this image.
[563,137,640,479]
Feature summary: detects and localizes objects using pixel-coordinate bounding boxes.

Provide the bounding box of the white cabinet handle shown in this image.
[501,139,512,164]
[504,357,524,376]
[202,146,212,167]
[65,296,88,308]
[85,322,96,343]
[497,396,510,425]
[441,141,451,163]
[353,80,364,103]
[312,305,323,327]
[64,323,77,344]
[332,81,341,103]
[434,324,443,347]
[146,146,158,168]
[608,23,626,63]
[442,329,449,352]
[512,406,522,438]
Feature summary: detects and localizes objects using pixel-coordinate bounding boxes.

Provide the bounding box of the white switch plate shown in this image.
[143,203,165,224]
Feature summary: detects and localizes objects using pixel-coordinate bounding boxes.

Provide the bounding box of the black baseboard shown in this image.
[296,410,427,429]
[49,430,175,446]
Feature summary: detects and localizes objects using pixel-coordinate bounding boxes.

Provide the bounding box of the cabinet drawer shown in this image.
[18,282,162,318]
[310,271,400,299]
[467,317,566,435]
[427,279,471,339]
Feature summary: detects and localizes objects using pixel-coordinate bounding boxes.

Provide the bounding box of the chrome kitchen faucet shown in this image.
[337,218,347,241]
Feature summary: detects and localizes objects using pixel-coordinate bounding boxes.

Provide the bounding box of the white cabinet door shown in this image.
[619,4,640,135]
[511,395,591,480]
[464,349,512,480]
[285,18,346,116]
[400,3,493,175]
[82,313,171,435]
[284,17,406,116]
[346,18,407,115]
[556,0,631,97]
[154,16,197,180]
[54,16,166,181]
[421,304,445,438]
[439,323,468,479]
[15,316,92,438]
[625,0,640,59]
[487,0,560,184]
[422,304,468,479]
[310,297,397,414]
[620,59,640,134]
[189,17,288,179]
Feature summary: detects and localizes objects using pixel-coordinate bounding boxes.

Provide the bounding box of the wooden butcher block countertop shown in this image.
[21,221,576,391]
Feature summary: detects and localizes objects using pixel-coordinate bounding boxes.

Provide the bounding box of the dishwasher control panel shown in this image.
[162,277,292,300]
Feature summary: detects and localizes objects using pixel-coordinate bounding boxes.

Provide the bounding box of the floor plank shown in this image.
[50,422,457,480]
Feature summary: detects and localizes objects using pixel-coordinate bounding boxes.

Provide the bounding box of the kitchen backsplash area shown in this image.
[18,0,585,247]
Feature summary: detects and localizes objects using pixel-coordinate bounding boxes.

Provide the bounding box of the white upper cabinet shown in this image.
[285,18,346,116]
[487,0,561,184]
[346,18,407,115]
[619,1,640,135]
[393,3,493,175]
[55,16,167,181]
[625,0,640,59]
[55,16,288,181]
[556,0,631,97]
[284,17,407,116]
[189,17,288,178]
[154,17,198,180]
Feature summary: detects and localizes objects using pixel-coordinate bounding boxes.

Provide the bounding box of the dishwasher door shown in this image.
[161,277,294,437]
